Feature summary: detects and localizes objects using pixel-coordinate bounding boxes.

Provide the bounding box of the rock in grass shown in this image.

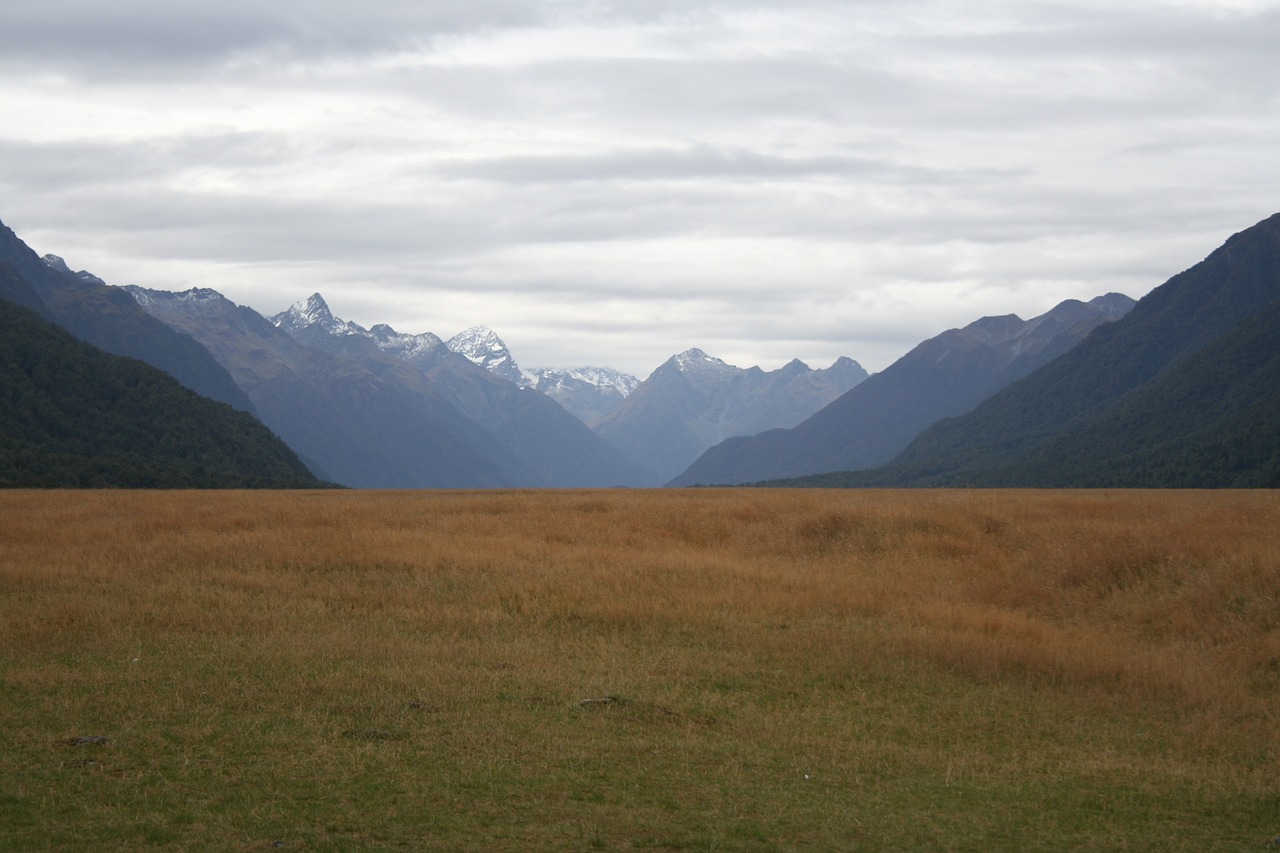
[62,735,110,747]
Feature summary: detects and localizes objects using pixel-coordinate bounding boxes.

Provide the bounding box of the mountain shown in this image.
[0,278,322,488]
[268,295,654,486]
[522,366,640,423]
[0,216,254,414]
[446,325,524,384]
[130,288,535,488]
[795,212,1280,488]
[670,294,1134,486]
[592,349,869,483]
[439,324,641,423]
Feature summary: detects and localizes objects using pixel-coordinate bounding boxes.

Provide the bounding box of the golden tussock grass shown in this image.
[1,488,1277,850]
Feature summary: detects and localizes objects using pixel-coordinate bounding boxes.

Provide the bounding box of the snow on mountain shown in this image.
[41,254,106,287]
[671,347,738,376]
[523,366,641,423]
[524,366,640,396]
[445,325,523,384]
[124,285,225,308]
[366,323,448,360]
[270,293,365,338]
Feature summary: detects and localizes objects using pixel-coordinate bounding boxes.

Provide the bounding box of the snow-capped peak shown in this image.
[673,348,733,373]
[523,366,641,397]
[124,285,225,308]
[272,293,364,337]
[367,323,447,359]
[446,325,523,383]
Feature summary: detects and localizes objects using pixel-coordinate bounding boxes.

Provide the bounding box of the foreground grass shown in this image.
[1,488,1277,851]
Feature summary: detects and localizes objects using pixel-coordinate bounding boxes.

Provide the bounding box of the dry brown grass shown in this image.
[1,488,1277,850]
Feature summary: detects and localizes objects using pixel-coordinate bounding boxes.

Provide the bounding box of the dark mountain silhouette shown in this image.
[0,278,322,488]
[0,217,254,414]
[781,212,1280,488]
[671,294,1133,486]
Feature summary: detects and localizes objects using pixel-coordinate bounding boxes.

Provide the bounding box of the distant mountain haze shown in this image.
[132,287,543,487]
[266,294,657,487]
[522,366,641,424]
[438,321,643,423]
[594,348,869,483]
[670,294,1134,486]
[14,209,1273,491]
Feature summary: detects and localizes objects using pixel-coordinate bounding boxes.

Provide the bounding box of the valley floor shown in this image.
[1,488,1277,850]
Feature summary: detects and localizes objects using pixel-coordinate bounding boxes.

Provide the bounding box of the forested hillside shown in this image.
[0,284,325,488]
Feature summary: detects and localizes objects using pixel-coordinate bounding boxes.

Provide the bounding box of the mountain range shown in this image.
[670,294,1134,486]
[3,209,1276,490]
[799,211,1280,488]
[595,349,869,483]
[0,262,321,488]
[127,289,654,488]
[0,221,253,414]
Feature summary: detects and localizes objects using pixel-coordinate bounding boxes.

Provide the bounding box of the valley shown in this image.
[2,488,1276,850]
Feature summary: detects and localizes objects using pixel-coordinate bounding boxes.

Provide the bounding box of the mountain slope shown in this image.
[0,289,322,488]
[446,325,524,384]
[0,217,255,413]
[522,367,640,424]
[593,349,868,483]
[671,294,1133,486]
[271,297,655,487]
[130,288,535,488]
[817,212,1280,487]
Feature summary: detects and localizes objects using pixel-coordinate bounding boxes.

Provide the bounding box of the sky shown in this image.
[1,0,1277,378]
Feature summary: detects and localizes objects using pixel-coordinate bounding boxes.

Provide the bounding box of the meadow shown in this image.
[1,488,1277,851]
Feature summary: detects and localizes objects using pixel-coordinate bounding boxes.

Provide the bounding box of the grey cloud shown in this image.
[0,0,545,74]
[434,145,1006,186]
[2,0,1276,376]
[0,133,298,194]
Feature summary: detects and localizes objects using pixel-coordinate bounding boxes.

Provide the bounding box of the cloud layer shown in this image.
[2,0,1277,375]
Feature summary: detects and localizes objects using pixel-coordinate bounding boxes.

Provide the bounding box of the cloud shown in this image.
[1,0,1277,377]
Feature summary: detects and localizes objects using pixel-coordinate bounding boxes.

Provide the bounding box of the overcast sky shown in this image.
[1,0,1277,376]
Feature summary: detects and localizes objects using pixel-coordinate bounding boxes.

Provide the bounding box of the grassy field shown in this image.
[1,488,1277,851]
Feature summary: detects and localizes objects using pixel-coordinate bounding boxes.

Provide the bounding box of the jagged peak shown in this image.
[124,285,226,307]
[447,324,506,350]
[368,322,446,357]
[41,253,71,274]
[828,355,863,371]
[270,293,366,337]
[291,292,333,322]
[672,348,734,372]
[446,324,522,381]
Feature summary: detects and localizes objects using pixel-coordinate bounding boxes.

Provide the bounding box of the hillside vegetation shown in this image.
[2,489,1276,850]
[0,295,324,488]
[828,212,1280,488]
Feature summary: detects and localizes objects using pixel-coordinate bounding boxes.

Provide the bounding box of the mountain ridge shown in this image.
[767,212,1280,488]
[0,217,256,415]
[0,276,323,489]
[593,348,869,483]
[670,293,1134,486]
